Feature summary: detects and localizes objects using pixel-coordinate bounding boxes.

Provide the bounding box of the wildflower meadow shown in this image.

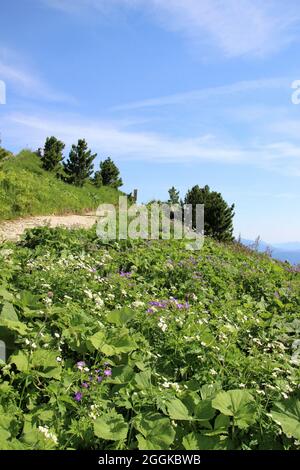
[0,225,299,450]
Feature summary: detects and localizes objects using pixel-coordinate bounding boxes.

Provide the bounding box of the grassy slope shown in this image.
[0,150,121,220]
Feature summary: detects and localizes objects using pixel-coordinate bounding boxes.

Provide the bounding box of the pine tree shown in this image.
[64,139,97,186]
[99,157,123,188]
[93,170,103,188]
[40,136,65,172]
[184,185,235,241]
[168,186,180,204]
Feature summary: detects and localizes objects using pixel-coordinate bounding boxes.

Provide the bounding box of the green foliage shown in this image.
[271,398,300,439]
[0,150,121,221]
[0,226,299,450]
[64,139,97,187]
[185,185,235,241]
[0,147,13,161]
[168,186,180,205]
[98,157,123,189]
[40,136,65,173]
[93,170,103,188]
[212,390,256,429]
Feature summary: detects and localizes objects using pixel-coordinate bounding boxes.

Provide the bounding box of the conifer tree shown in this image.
[185,185,235,241]
[64,139,97,186]
[40,136,65,172]
[99,157,122,188]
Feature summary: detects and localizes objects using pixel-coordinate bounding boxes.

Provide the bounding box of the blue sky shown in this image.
[0,0,300,242]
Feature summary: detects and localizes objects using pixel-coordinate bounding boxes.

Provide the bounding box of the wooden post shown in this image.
[133,189,138,203]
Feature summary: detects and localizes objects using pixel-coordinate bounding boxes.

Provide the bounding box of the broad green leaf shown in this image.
[89,328,137,356]
[109,365,134,384]
[20,417,57,449]
[0,287,14,301]
[212,390,256,429]
[166,398,191,421]
[106,308,135,326]
[134,413,175,450]
[9,350,29,372]
[0,406,15,431]
[0,318,28,336]
[270,398,300,440]
[194,399,216,421]
[94,411,128,441]
[183,432,229,450]
[89,331,106,350]
[200,383,222,400]
[101,330,137,356]
[214,414,230,432]
[31,349,59,369]
[0,427,11,441]
[19,291,42,310]
[134,370,152,390]
[1,302,18,321]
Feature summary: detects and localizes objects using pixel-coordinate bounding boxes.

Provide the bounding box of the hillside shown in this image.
[0,150,121,221]
[0,226,299,450]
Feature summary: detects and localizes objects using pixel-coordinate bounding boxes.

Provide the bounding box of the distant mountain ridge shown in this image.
[240,238,300,265]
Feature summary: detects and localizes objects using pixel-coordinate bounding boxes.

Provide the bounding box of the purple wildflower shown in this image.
[76,361,86,370]
[81,382,89,389]
[74,392,83,402]
[104,369,112,377]
[149,300,168,308]
[119,271,132,278]
[176,303,185,309]
[97,376,103,383]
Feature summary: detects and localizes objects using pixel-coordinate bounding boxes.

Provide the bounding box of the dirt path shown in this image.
[0,213,99,242]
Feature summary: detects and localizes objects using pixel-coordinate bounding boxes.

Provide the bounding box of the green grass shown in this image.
[0,150,122,220]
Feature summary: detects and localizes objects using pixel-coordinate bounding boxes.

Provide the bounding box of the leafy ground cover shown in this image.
[0,226,299,449]
[0,151,121,220]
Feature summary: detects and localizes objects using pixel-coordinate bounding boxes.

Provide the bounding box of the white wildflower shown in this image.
[95,295,104,308]
[132,300,145,308]
[158,317,168,332]
[84,289,93,299]
[38,426,58,445]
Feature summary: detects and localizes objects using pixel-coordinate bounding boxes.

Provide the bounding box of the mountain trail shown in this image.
[0,213,98,242]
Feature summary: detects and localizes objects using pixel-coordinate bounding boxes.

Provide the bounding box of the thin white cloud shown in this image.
[1,110,299,177]
[112,77,289,111]
[4,111,245,163]
[0,50,75,104]
[146,0,299,58]
[40,0,300,58]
